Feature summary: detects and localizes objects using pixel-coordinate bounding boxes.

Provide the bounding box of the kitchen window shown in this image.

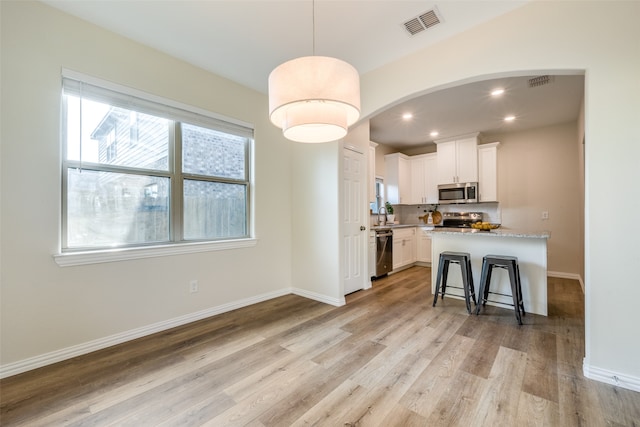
[56,71,254,266]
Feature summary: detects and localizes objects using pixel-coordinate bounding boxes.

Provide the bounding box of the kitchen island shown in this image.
[427,228,550,316]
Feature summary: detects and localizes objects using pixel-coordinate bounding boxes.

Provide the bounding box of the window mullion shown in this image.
[63,161,172,178]
[245,138,251,235]
[172,122,183,243]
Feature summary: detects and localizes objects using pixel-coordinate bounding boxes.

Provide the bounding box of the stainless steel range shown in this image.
[439,212,483,229]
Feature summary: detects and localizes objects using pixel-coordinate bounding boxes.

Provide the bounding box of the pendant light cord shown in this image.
[312,0,316,56]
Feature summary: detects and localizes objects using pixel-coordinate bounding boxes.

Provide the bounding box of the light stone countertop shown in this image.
[371,224,418,230]
[371,224,549,239]
[427,228,550,239]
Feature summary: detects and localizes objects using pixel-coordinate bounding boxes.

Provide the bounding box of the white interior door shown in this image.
[343,147,367,295]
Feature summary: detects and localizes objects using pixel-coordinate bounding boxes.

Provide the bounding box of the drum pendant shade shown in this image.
[268,56,360,143]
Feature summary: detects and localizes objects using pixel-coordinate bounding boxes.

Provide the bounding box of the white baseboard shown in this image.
[0,288,292,379]
[583,359,640,392]
[547,270,585,293]
[292,287,345,307]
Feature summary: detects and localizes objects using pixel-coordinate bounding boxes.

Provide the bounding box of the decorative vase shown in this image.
[386,214,395,223]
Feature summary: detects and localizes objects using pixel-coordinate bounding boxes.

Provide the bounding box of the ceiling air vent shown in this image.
[528,75,554,88]
[403,9,441,36]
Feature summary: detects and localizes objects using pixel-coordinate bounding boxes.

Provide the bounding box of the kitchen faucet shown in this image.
[378,206,387,226]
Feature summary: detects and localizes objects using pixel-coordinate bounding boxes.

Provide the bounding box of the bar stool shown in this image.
[433,251,476,314]
[475,255,525,325]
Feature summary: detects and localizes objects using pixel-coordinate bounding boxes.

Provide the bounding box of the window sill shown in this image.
[53,238,258,267]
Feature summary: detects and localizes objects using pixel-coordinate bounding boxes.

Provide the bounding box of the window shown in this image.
[370,178,384,214]
[61,73,253,254]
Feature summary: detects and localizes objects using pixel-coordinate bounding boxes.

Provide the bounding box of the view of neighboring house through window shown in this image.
[61,75,252,251]
[370,177,384,214]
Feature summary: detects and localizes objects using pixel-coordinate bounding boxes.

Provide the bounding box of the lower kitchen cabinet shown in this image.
[368,231,376,279]
[393,227,416,270]
[416,227,432,263]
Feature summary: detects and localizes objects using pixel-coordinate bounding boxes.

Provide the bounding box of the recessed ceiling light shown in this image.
[504,115,516,122]
[491,88,505,96]
[430,131,439,137]
[402,113,413,120]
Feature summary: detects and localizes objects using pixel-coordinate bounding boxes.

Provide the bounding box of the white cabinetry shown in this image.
[410,153,438,204]
[478,142,499,202]
[385,153,411,204]
[416,227,432,263]
[392,227,416,270]
[436,134,479,184]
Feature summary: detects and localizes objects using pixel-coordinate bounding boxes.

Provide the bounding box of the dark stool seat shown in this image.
[475,255,525,325]
[433,251,476,314]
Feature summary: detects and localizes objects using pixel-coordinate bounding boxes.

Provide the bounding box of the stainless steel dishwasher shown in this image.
[374,228,393,278]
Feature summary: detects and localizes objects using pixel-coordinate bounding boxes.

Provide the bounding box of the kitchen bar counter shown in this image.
[427,228,549,316]
[431,228,550,238]
[371,223,418,230]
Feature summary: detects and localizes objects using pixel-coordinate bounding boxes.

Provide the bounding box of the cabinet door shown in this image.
[416,229,432,263]
[478,143,499,202]
[410,157,426,204]
[423,154,439,204]
[384,153,411,205]
[405,231,416,265]
[392,236,403,270]
[398,156,411,204]
[436,141,457,184]
[456,137,479,183]
[369,233,376,278]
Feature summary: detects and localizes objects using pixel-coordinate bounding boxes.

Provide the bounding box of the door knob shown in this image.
[360,226,366,231]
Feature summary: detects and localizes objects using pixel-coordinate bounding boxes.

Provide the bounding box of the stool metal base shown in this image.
[433,251,476,314]
[475,254,525,325]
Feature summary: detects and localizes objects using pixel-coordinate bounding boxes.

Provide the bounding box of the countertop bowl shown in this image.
[471,222,501,231]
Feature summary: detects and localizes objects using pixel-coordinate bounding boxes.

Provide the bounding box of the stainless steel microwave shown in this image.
[438,182,478,204]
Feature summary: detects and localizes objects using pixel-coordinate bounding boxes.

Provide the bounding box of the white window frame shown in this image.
[54,70,256,267]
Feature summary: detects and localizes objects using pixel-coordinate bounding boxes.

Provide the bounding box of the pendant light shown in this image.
[268,0,360,143]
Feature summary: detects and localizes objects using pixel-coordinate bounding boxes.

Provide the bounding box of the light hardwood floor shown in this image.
[1,266,639,426]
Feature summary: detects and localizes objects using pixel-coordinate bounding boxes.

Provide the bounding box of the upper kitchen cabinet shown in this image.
[435,134,479,185]
[410,153,438,204]
[478,142,500,202]
[385,153,411,204]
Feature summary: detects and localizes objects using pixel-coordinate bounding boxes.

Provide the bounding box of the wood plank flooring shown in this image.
[1,267,639,426]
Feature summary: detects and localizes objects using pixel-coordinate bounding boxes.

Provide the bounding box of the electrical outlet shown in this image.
[541,211,549,220]
[189,280,198,293]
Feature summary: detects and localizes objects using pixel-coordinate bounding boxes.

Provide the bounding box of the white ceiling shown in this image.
[42,0,584,149]
[370,74,585,149]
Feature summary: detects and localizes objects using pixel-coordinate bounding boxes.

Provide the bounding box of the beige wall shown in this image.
[0,1,293,368]
[373,141,397,179]
[485,122,582,275]
[290,121,372,304]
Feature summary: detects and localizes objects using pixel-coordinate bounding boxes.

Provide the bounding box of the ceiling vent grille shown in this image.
[404,9,441,36]
[528,75,554,88]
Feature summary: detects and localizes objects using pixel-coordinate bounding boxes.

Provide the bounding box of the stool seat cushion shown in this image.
[441,251,472,258]
[484,255,518,262]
